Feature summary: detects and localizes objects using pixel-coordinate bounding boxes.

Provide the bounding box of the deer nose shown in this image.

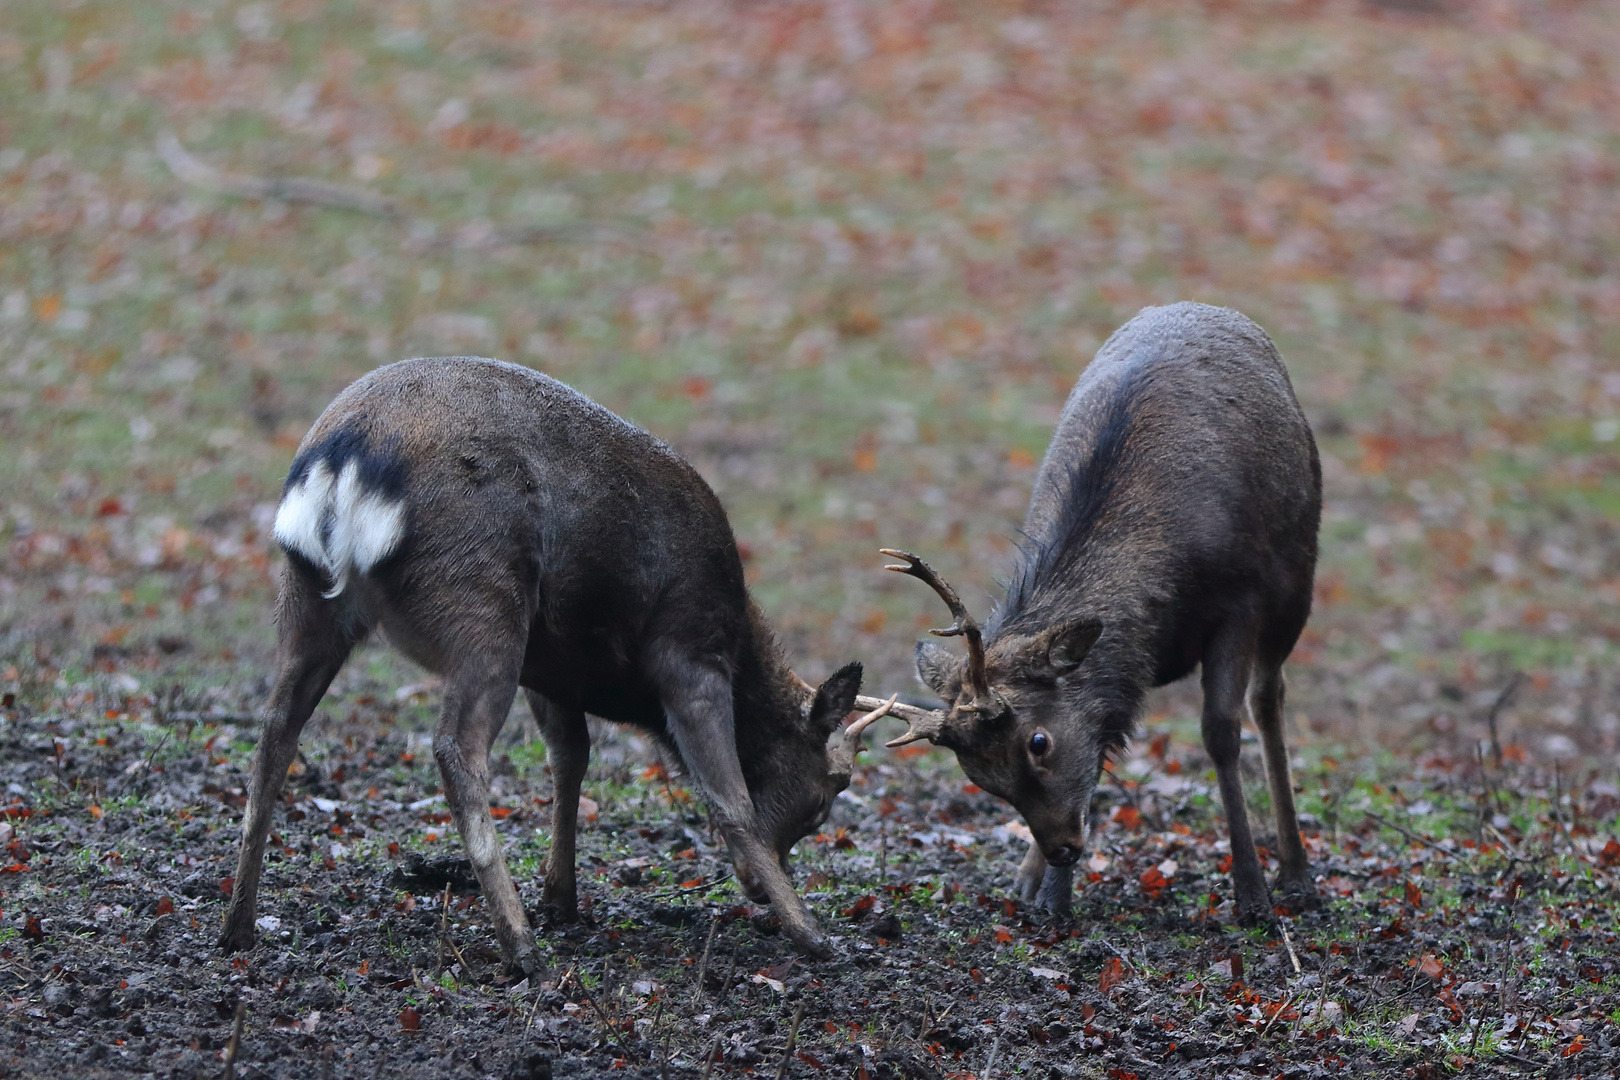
[1046,842,1083,867]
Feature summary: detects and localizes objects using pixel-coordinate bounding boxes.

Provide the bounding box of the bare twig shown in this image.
[693,913,721,1001]
[222,1000,247,1080]
[981,1033,1002,1080]
[1363,811,1466,862]
[158,133,400,217]
[436,883,452,976]
[1258,994,1298,1040]
[1279,921,1302,976]
[1484,822,1529,865]
[158,134,623,250]
[698,1035,721,1080]
[1485,673,1523,770]
[774,1005,804,1080]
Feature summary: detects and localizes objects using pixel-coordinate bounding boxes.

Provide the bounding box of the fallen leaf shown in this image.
[1099,955,1125,994]
[399,1007,421,1032]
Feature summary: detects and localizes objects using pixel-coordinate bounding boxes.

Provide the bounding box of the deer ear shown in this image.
[808,661,863,735]
[914,640,961,698]
[1044,620,1102,677]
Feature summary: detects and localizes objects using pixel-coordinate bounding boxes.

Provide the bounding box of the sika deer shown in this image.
[862,303,1321,923]
[218,357,889,971]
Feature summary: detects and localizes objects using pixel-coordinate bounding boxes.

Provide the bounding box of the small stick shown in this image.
[1485,673,1523,770]
[774,1005,804,1080]
[693,913,720,1002]
[647,1000,666,1080]
[1363,811,1464,862]
[1279,921,1302,976]
[436,883,451,976]
[1257,994,1298,1040]
[1552,764,1567,855]
[1466,1012,1484,1058]
[699,1035,722,1080]
[1484,822,1528,865]
[981,1034,1002,1080]
[581,983,637,1061]
[222,1000,247,1080]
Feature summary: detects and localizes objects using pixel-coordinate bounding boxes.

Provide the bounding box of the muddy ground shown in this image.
[1,669,1617,1080]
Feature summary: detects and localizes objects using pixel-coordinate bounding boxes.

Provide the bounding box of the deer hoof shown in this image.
[538,894,579,925]
[217,923,257,955]
[504,947,546,981]
[1233,901,1277,930]
[1273,877,1321,913]
[783,922,833,961]
[1033,865,1073,920]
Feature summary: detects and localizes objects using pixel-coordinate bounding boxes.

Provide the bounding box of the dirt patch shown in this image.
[1,699,1616,1079]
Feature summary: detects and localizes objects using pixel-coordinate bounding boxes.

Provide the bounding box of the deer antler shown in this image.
[853,694,946,748]
[879,548,997,712]
[829,695,897,786]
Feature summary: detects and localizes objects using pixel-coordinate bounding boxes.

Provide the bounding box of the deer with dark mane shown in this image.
[862,303,1321,922]
[218,356,892,971]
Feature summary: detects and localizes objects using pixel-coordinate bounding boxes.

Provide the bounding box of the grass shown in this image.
[0,7,1617,1071]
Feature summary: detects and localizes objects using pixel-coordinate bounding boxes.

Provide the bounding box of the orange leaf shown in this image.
[1599,838,1620,868]
[399,1007,421,1032]
[993,928,1012,944]
[842,895,876,919]
[1099,955,1125,994]
[1405,880,1423,908]
[1562,1034,1587,1057]
[1417,953,1444,980]
[1112,805,1142,829]
[679,877,704,889]
[155,896,174,916]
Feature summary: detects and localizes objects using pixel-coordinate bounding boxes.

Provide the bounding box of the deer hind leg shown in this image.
[220,569,355,954]
[1200,621,1272,926]
[1253,663,1314,903]
[434,655,537,976]
[525,690,589,921]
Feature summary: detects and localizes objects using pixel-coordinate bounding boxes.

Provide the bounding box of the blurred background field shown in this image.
[2,0,1618,767]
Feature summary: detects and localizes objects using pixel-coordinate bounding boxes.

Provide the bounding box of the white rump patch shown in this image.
[273,458,405,599]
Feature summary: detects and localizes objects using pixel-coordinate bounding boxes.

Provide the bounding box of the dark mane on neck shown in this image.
[732,599,801,740]
[996,369,1144,633]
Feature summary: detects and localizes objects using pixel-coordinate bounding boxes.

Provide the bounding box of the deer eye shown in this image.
[1029,731,1051,757]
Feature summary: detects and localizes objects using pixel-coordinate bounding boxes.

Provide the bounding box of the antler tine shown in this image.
[878,548,993,707]
[853,693,946,748]
[844,694,895,747]
[828,695,900,787]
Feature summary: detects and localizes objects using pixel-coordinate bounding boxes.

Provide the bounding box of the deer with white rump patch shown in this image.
[219,357,893,971]
[860,303,1321,923]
